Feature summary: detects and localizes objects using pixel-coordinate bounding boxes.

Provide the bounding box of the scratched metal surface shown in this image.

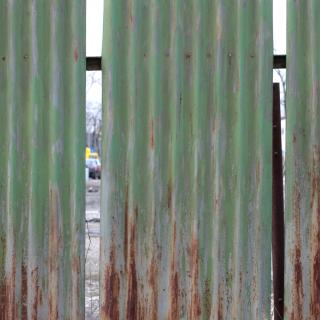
[285,1,320,319]
[101,1,272,319]
[0,1,85,319]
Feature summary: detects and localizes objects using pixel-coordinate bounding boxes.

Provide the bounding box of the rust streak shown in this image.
[31,267,39,320]
[310,146,320,318]
[126,219,138,320]
[204,280,212,319]
[0,278,5,319]
[101,245,120,320]
[124,185,129,272]
[72,256,80,274]
[5,250,17,320]
[21,264,28,319]
[48,187,59,320]
[188,235,201,319]
[148,255,158,320]
[0,235,8,319]
[292,184,303,319]
[216,283,224,320]
[168,223,179,320]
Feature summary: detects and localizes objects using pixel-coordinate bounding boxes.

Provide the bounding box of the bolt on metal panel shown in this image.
[285,1,320,319]
[0,1,85,318]
[101,0,272,319]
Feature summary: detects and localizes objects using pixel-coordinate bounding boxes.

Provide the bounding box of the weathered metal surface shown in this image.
[101,1,272,319]
[285,1,320,319]
[0,1,85,319]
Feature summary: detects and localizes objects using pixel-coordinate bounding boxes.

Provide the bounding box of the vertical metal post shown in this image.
[272,83,284,320]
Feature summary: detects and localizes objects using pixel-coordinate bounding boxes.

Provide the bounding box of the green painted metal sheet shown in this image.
[101,1,273,319]
[285,1,320,318]
[0,1,85,318]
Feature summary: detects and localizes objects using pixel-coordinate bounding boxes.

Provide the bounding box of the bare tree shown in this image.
[275,69,286,119]
[86,72,102,154]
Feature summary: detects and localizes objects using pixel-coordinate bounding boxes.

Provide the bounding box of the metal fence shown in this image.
[285,1,320,319]
[100,1,272,319]
[0,1,85,318]
[1,0,320,319]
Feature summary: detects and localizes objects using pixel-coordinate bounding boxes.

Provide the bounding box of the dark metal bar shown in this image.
[272,83,285,320]
[273,55,286,69]
[86,56,102,71]
[85,55,286,71]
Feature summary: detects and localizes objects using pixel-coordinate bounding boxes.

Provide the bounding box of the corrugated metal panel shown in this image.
[0,1,85,318]
[285,2,320,318]
[101,1,272,319]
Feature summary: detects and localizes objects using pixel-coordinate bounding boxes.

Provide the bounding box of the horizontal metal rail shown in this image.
[86,56,102,70]
[86,55,286,71]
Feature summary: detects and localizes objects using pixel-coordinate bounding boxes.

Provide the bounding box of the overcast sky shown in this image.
[86,0,286,56]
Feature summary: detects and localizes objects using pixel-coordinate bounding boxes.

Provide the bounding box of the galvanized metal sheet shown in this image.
[0,1,85,318]
[285,1,320,318]
[101,1,273,319]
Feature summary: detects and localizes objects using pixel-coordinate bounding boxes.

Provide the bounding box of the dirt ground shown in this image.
[85,179,100,320]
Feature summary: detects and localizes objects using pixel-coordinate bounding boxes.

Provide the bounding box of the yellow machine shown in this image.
[86,147,99,160]
[85,147,91,159]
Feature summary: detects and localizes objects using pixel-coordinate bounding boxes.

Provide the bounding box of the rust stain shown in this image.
[126,219,138,320]
[0,281,5,319]
[4,249,17,320]
[101,244,120,320]
[203,280,212,319]
[124,185,129,271]
[148,255,158,320]
[21,264,28,319]
[150,119,154,149]
[292,184,303,319]
[168,222,179,320]
[310,146,320,318]
[72,256,80,274]
[0,235,7,319]
[48,187,60,320]
[31,267,39,320]
[217,283,224,320]
[71,253,81,318]
[73,48,78,62]
[188,235,201,319]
